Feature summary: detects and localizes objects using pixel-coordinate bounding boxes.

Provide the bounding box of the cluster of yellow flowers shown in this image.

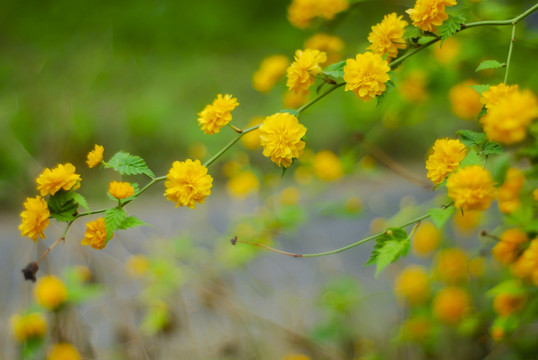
[197,94,239,135]
[287,0,349,29]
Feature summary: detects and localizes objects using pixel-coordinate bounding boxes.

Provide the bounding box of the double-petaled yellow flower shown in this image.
[367,13,408,62]
[343,52,390,102]
[164,159,213,209]
[19,195,50,241]
[259,112,306,168]
[406,0,457,33]
[108,181,135,200]
[86,144,104,168]
[81,217,109,250]
[197,94,239,135]
[425,138,466,184]
[36,163,81,196]
[446,165,496,211]
[286,49,327,95]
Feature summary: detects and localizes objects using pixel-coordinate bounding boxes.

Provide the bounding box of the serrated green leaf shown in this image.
[322,60,346,81]
[47,190,78,223]
[365,227,409,276]
[119,216,150,230]
[475,60,506,72]
[439,14,466,42]
[470,84,490,95]
[72,193,90,214]
[105,207,127,241]
[460,148,482,167]
[106,151,155,178]
[481,141,503,156]
[403,25,423,42]
[457,129,487,147]
[428,206,456,228]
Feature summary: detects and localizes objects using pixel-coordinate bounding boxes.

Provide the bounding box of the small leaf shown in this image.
[106,151,155,178]
[365,227,409,276]
[72,193,90,214]
[105,207,127,241]
[403,25,423,42]
[322,60,346,81]
[428,206,456,228]
[460,148,482,167]
[470,84,490,95]
[457,129,487,147]
[47,190,78,222]
[481,141,503,156]
[119,216,150,230]
[439,14,466,42]
[475,60,506,72]
[476,106,487,121]
[377,79,396,107]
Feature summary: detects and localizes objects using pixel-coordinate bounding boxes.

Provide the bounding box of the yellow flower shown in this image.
[492,228,528,265]
[425,138,466,184]
[240,117,263,150]
[432,37,460,64]
[343,52,391,102]
[316,0,349,20]
[449,80,483,120]
[534,188,538,201]
[283,91,309,109]
[282,354,311,360]
[446,165,496,211]
[19,196,50,241]
[498,168,524,214]
[452,209,482,233]
[481,83,519,109]
[126,254,149,277]
[406,0,457,33]
[47,343,82,360]
[399,70,428,103]
[86,144,104,168]
[287,0,348,28]
[164,159,213,208]
[432,286,470,325]
[10,312,47,342]
[493,292,526,317]
[279,186,302,206]
[312,150,343,181]
[510,239,538,282]
[259,112,306,168]
[304,33,344,65]
[36,163,81,196]
[253,55,290,93]
[480,88,538,145]
[367,13,408,62]
[81,217,109,250]
[197,94,239,135]
[227,170,260,199]
[412,221,441,257]
[286,49,327,95]
[394,265,430,306]
[435,248,469,284]
[34,275,68,310]
[108,180,135,200]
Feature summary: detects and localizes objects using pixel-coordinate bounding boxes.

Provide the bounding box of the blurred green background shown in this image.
[1,0,537,207]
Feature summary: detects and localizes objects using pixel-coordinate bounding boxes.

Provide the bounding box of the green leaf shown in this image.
[106,151,155,178]
[460,148,482,167]
[469,84,490,95]
[457,129,487,147]
[322,60,346,81]
[104,207,127,241]
[439,14,466,42]
[428,206,456,228]
[376,79,396,107]
[481,141,503,156]
[119,216,150,230]
[72,193,90,214]
[486,280,527,297]
[365,227,409,276]
[403,25,423,42]
[47,190,79,222]
[475,60,506,72]
[476,106,487,121]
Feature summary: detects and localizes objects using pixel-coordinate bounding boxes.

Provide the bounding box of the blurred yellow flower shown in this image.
[253,55,289,93]
[240,117,263,150]
[435,248,469,284]
[446,165,496,211]
[282,354,311,360]
[491,326,505,342]
[425,138,466,184]
[164,159,213,208]
[432,37,460,64]
[287,0,348,28]
[510,239,538,283]
[394,265,430,306]
[126,254,149,277]
[188,142,207,160]
[293,165,314,185]
[19,196,50,241]
[432,286,470,325]
[481,83,519,109]
[259,112,306,168]
[34,275,68,310]
[86,144,104,168]
[227,170,259,199]
[279,186,302,205]
[469,257,486,278]
[480,88,538,145]
[312,150,343,181]
[344,52,390,102]
[367,13,408,62]
[533,188,538,201]
[412,221,441,257]
[10,312,47,342]
[47,343,82,360]
[286,49,327,95]
[197,94,239,135]
[305,33,344,65]
[452,210,482,232]
[36,163,81,196]
[493,292,526,317]
[498,168,524,214]
[399,70,428,103]
[492,228,528,266]
[406,0,457,33]
[108,181,135,200]
[401,316,432,342]
[81,217,109,250]
[283,91,309,109]
[449,80,483,120]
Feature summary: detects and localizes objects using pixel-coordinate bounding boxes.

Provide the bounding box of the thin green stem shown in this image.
[465,3,538,28]
[297,82,345,114]
[389,37,440,69]
[504,24,517,84]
